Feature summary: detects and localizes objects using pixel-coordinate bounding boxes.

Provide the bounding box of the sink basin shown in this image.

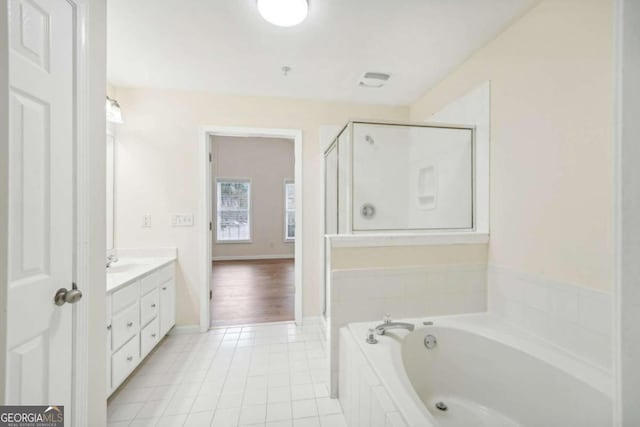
[106,261,145,274]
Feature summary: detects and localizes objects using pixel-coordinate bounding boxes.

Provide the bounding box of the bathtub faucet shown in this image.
[374,315,415,335]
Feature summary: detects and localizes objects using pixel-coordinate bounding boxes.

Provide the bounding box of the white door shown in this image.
[6,0,77,410]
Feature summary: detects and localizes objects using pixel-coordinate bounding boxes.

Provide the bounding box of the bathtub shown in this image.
[339,313,612,427]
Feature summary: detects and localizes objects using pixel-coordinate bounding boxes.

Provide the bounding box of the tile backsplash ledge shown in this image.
[487,265,612,371]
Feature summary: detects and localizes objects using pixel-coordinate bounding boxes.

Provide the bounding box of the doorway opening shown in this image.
[199,127,303,331]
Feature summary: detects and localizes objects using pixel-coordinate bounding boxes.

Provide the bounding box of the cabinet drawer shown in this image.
[106,295,112,325]
[112,281,139,314]
[140,270,160,295]
[106,324,112,392]
[156,263,175,285]
[112,336,140,389]
[159,280,176,337]
[140,289,159,327]
[112,303,140,351]
[141,317,160,357]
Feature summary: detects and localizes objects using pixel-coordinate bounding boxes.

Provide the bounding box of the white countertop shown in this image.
[106,256,176,293]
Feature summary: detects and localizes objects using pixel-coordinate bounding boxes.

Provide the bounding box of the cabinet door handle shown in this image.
[126,356,133,361]
[151,333,157,338]
[106,324,112,330]
[126,321,133,327]
[151,303,156,308]
[161,287,167,290]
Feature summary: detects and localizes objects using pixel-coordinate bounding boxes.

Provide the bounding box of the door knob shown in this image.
[54,283,83,306]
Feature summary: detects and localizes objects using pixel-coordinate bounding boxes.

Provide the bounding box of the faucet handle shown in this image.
[366,328,378,344]
[383,314,392,324]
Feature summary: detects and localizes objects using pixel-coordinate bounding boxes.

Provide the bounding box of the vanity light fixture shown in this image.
[106,96,123,124]
[257,0,308,27]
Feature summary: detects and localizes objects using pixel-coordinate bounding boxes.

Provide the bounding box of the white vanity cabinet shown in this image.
[106,261,176,395]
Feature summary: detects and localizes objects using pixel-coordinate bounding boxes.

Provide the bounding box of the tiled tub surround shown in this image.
[328,264,487,396]
[487,265,613,370]
[340,314,613,427]
[107,319,348,427]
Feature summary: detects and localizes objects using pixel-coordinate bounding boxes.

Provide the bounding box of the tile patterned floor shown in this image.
[107,319,346,427]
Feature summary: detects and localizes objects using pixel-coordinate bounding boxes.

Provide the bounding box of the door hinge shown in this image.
[209,222,212,231]
[209,290,213,300]
[209,152,212,162]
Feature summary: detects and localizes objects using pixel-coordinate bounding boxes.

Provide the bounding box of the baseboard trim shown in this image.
[212,254,294,261]
[168,325,200,335]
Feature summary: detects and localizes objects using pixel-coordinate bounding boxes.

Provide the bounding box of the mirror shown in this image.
[106,125,115,253]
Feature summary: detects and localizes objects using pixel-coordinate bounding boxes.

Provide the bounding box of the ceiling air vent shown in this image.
[358,72,391,88]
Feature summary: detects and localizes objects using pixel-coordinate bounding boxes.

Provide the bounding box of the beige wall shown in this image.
[410,0,614,291]
[212,136,294,258]
[331,244,488,270]
[112,86,408,325]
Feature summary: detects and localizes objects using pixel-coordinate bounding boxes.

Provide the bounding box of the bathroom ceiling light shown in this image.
[257,0,308,27]
[106,96,123,124]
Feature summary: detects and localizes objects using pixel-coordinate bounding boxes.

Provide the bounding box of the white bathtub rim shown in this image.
[347,312,613,426]
[345,323,436,427]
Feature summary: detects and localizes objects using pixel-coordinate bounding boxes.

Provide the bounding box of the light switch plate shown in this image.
[142,214,152,228]
[172,214,194,227]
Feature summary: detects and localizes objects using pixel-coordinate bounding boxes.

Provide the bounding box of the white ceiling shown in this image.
[107,0,537,106]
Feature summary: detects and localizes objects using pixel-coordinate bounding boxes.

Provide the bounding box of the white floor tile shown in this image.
[267,402,292,422]
[320,414,347,427]
[136,399,169,419]
[268,386,291,403]
[268,373,290,388]
[316,398,341,416]
[156,413,188,427]
[174,381,204,398]
[164,395,196,416]
[184,410,215,426]
[291,384,315,401]
[191,392,219,413]
[108,320,340,427]
[211,407,241,427]
[292,399,318,419]
[200,380,225,395]
[243,388,268,406]
[108,402,143,422]
[238,404,267,425]
[312,384,329,399]
[267,420,293,427]
[293,417,320,427]
[246,375,269,390]
[223,377,247,393]
[129,418,159,427]
[217,391,243,409]
[111,386,153,405]
[149,385,176,402]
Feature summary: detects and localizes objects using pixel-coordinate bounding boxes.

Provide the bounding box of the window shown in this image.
[216,179,251,242]
[285,181,295,241]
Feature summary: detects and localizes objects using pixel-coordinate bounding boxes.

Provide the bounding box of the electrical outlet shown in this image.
[172,214,194,227]
[142,214,152,228]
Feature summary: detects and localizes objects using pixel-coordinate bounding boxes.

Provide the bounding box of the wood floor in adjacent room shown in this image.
[210,259,294,327]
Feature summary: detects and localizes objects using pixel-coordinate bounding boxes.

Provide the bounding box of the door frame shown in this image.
[613,0,640,425]
[199,126,303,332]
[71,0,96,424]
